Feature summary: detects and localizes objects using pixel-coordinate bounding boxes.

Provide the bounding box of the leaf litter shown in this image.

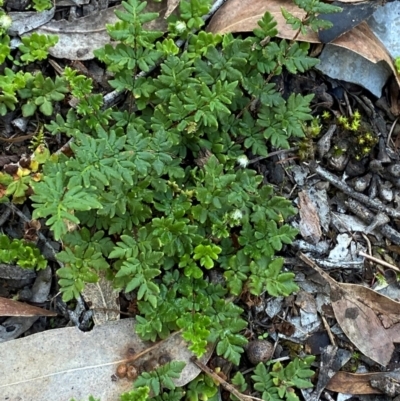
[208,0,400,96]
[0,319,214,401]
[300,253,400,367]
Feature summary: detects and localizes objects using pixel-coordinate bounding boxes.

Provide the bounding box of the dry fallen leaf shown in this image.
[331,22,400,84]
[326,370,400,395]
[0,318,213,401]
[33,1,168,60]
[0,297,56,317]
[8,7,55,35]
[207,0,318,42]
[300,253,400,366]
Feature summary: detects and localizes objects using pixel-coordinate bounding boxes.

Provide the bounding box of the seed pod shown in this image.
[246,340,274,365]
[126,364,138,380]
[116,363,127,378]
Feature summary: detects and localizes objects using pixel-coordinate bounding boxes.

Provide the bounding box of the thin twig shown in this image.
[248,147,298,165]
[359,251,400,273]
[321,315,336,347]
[361,233,372,256]
[6,203,62,267]
[206,0,227,19]
[387,117,399,147]
[191,357,264,401]
[309,161,400,219]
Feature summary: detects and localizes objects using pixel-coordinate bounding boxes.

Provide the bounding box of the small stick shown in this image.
[321,315,336,347]
[309,162,400,219]
[361,233,372,256]
[387,117,399,147]
[191,357,264,401]
[359,251,400,273]
[248,147,298,165]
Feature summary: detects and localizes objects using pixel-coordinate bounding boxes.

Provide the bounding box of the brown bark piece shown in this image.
[298,191,322,244]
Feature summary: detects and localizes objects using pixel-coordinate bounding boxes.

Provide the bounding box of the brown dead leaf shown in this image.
[0,297,56,317]
[331,21,400,84]
[327,371,400,395]
[207,0,318,42]
[298,191,322,244]
[299,253,400,366]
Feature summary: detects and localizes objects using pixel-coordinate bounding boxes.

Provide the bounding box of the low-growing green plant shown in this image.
[186,373,219,401]
[16,32,58,65]
[31,0,53,12]
[0,143,49,203]
[117,356,314,401]
[0,14,63,116]
[0,233,47,270]
[23,0,342,365]
[251,356,315,401]
[395,56,400,74]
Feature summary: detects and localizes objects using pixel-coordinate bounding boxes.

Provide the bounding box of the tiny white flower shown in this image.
[175,21,187,33]
[237,155,249,168]
[0,14,12,30]
[231,209,243,221]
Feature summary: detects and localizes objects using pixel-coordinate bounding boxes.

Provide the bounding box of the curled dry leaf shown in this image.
[0,296,56,317]
[300,253,400,366]
[330,22,400,85]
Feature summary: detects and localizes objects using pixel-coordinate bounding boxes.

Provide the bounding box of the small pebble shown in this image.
[377,138,391,163]
[369,159,384,173]
[246,340,274,365]
[378,180,393,203]
[348,174,371,192]
[345,159,367,177]
[388,164,400,178]
[368,175,378,199]
[327,153,348,171]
